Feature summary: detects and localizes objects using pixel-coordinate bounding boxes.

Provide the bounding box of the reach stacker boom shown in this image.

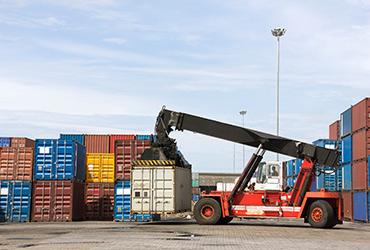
[144,108,342,228]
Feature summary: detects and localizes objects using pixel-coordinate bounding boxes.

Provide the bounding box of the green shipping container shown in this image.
[192,179,199,187]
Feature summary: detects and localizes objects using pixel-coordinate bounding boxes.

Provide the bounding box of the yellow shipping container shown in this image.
[86,153,115,183]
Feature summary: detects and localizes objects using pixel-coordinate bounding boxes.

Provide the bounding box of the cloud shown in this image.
[103,37,127,45]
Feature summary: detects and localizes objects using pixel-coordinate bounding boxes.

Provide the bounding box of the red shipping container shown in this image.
[85,135,110,153]
[10,137,34,148]
[192,187,200,195]
[85,183,114,220]
[32,180,85,222]
[342,191,353,221]
[0,147,33,181]
[329,120,340,140]
[115,140,151,180]
[352,129,370,161]
[109,134,135,153]
[352,97,370,133]
[352,160,368,190]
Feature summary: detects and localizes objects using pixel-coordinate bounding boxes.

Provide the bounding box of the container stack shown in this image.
[284,159,302,188]
[192,173,200,202]
[31,139,86,222]
[113,135,153,222]
[0,138,34,222]
[84,135,114,220]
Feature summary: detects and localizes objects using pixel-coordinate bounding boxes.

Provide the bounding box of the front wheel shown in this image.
[194,198,222,225]
[308,200,336,228]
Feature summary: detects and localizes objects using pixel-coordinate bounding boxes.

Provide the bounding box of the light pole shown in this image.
[271,28,286,162]
[240,110,247,167]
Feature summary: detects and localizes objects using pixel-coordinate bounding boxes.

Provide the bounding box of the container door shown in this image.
[10,181,31,222]
[35,141,54,180]
[0,181,10,221]
[132,168,151,213]
[56,141,73,180]
[152,167,174,212]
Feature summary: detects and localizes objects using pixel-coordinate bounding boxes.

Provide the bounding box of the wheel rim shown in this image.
[201,205,214,219]
[311,207,323,223]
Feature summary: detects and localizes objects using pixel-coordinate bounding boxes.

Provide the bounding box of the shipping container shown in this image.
[0,147,33,181]
[329,120,340,140]
[368,192,370,222]
[10,138,34,148]
[342,191,353,221]
[368,155,370,189]
[286,160,294,177]
[353,191,368,222]
[131,160,191,214]
[294,159,302,175]
[287,177,295,187]
[342,163,352,191]
[352,160,368,190]
[86,153,114,183]
[109,135,135,153]
[85,183,114,220]
[337,165,343,190]
[340,107,352,138]
[0,181,31,222]
[115,140,151,180]
[31,180,85,222]
[34,139,86,181]
[352,97,370,133]
[60,134,85,145]
[192,179,199,187]
[136,135,153,141]
[192,187,200,194]
[0,138,10,147]
[341,135,352,164]
[216,182,235,191]
[352,129,370,162]
[312,139,338,149]
[85,135,110,153]
[114,180,154,222]
[192,194,200,202]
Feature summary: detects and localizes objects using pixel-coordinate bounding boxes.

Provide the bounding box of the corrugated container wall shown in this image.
[31,180,85,222]
[115,140,151,180]
[352,129,370,161]
[0,147,33,181]
[341,107,352,138]
[368,155,370,188]
[85,183,114,220]
[131,161,192,214]
[109,135,135,153]
[329,120,340,140]
[86,153,114,183]
[352,160,368,190]
[60,134,85,146]
[0,181,31,222]
[352,98,370,133]
[136,135,153,141]
[342,163,352,191]
[114,180,153,222]
[0,138,11,147]
[341,135,352,164]
[85,135,110,153]
[34,139,86,181]
[353,191,368,222]
[10,138,34,148]
[342,191,353,221]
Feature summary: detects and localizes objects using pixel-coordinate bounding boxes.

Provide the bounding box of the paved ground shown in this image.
[0,219,369,250]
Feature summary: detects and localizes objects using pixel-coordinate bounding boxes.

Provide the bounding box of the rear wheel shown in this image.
[194,198,222,225]
[218,216,233,225]
[308,200,336,228]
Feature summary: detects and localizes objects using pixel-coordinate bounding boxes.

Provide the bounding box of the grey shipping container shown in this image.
[131,160,191,214]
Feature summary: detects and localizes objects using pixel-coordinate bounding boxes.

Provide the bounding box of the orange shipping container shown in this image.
[342,191,353,221]
[85,183,114,220]
[352,97,370,133]
[352,160,368,190]
[352,129,370,162]
[0,147,33,181]
[10,137,34,148]
[85,135,110,153]
[329,120,340,140]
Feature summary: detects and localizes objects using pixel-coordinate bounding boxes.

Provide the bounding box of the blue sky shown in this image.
[0,0,369,172]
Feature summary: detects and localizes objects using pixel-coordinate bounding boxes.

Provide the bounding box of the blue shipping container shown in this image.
[192,194,200,202]
[59,134,85,145]
[368,155,370,189]
[341,135,352,164]
[340,107,352,138]
[0,181,31,222]
[337,165,343,190]
[312,139,338,149]
[114,181,153,222]
[311,177,317,192]
[286,160,294,177]
[136,135,152,141]
[294,159,302,175]
[342,164,352,191]
[368,192,370,222]
[0,137,11,147]
[34,139,86,181]
[353,191,368,222]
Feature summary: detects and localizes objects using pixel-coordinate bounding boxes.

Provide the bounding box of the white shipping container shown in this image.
[131,165,192,214]
[216,182,235,191]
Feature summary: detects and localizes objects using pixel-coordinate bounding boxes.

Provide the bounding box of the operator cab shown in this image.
[251,161,284,191]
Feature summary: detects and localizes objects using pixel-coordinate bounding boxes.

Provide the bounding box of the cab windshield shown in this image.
[256,162,280,184]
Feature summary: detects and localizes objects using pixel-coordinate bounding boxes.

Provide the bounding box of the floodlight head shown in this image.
[271,28,286,37]
[239,110,247,116]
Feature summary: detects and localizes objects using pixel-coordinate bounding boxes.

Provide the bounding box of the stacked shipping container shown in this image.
[0,138,34,222]
[32,139,86,222]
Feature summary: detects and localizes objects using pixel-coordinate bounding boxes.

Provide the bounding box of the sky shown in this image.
[0,0,369,173]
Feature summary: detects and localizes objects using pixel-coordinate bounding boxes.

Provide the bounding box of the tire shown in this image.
[194,198,222,225]
[308,200,336,228]
[218,216,233,225]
